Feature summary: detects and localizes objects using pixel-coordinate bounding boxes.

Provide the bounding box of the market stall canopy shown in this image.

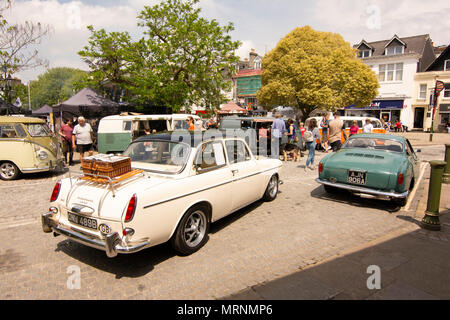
[218,101,248,115]
[52,87,119,117]
[32,104,52,115]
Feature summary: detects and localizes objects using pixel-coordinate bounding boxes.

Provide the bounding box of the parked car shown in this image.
[42,132,282,257]
[219,116,302,156]
[97,114,201,154]
[316,133,420,206]
[305,116,386,146]
[0,116,63,180]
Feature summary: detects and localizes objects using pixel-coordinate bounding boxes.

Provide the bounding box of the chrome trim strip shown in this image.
[21,166,51,172]
[143,166,281,209]
[316,178,409,198]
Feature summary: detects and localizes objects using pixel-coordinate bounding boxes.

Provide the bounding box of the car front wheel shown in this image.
[0,162,20,180]
[171,205,210,255]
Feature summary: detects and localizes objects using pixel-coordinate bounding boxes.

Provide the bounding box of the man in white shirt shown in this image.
[363,118,374,133]
[72,116,94,160]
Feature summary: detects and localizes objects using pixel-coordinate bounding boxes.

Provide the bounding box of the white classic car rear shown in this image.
[42,132,282,257]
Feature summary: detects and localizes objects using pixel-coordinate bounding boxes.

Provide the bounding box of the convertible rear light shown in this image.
[397,173,404,185]
[50,180,61,202]
[124,194,137,222]
[318,163,323,174]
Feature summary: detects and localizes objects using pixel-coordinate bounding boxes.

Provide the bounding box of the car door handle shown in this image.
[231,169,239,176]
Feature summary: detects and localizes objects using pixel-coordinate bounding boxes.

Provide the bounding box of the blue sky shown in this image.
[7,0,450,82]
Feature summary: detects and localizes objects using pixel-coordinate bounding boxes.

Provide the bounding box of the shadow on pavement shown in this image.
[55,239,175,279]
[224,213,450,300]
[310,185,402,213]
[210,200,264,234]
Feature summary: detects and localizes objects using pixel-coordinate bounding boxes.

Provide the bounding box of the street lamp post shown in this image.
[1,69,15,116]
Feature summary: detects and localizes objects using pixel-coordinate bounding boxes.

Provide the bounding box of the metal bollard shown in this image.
[443,144,450,184]
[421,160,447,231]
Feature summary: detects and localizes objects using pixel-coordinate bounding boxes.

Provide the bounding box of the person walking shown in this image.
[304,118,321,171]
[58,118,74,166]
[320,112,330,152]
[328,112,347,152]
[72,116,94,161]
[271,113,286,159]
[187,116,195,131]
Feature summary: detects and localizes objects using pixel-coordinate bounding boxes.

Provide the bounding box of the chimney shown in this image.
[249,49,258,68]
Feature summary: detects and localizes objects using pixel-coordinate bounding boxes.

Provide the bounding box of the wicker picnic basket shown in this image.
[81,154,132,178]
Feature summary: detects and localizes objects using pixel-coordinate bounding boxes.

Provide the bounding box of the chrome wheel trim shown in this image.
[0,163,16,179]
[183,210,207,248]
[268,175,278,198]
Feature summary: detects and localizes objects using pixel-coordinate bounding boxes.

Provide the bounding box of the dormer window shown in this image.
[385,46,404,55]
[358,50,371,58]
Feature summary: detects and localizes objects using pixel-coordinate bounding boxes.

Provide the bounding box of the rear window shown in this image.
[344,137,403,152]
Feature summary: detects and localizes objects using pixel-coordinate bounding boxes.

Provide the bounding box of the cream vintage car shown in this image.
[42,132,282,257]
[0,116,63,180]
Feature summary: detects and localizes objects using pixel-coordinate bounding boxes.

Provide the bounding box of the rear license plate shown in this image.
[347,170,367,185]
[68,212,98,230]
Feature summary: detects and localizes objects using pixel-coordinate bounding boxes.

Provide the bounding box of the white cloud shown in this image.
[313,0,450,46]
[4,0,139,82]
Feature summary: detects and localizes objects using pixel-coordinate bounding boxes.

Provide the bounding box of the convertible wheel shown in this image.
[263,174,279,202]
[0,162,20,180]
[171,205,210,255]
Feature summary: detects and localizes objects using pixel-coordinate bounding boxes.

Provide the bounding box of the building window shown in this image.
[445,60,450,71]
[419,84,427,99]
[358,50,371,58]
[444,83,450,98]
[385,46,404,55]
[378,63,403,82]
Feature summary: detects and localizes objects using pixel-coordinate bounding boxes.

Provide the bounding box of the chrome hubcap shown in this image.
[183,210,206,248]
[0,163,15,179]
[268,176,278,198]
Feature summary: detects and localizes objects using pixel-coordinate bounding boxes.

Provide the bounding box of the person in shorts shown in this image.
[72,116,94,161]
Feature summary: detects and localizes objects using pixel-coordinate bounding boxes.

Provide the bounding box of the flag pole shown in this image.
[27,81,31,111]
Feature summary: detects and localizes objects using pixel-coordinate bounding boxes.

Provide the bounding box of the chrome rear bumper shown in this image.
[41,212,150,258]
[316,178,409,199]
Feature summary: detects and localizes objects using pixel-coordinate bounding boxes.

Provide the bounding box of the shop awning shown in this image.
[346,100,404,110]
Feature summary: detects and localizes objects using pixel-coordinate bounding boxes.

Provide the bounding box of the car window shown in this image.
[25,123,51,137]
[0,124,17,138]
[225,140,251,164]
[195,141,226,172]
[344,137,403,152]
[123,121,132,131]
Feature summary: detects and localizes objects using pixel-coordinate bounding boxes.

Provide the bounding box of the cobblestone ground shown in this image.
[0,144,445,299]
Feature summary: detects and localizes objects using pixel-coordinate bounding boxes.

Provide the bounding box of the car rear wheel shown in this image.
[0,162,20,180]
[263,174,279,202]
[171,205,210,255]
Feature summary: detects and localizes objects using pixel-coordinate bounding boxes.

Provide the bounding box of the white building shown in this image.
[347,34,436,130]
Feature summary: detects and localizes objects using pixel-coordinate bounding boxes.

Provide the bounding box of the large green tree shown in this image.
[16,67,87,110]
[78,0,241,111]
[257,26,379,119]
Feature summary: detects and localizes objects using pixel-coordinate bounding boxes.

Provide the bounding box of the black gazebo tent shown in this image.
[52,87,120,118]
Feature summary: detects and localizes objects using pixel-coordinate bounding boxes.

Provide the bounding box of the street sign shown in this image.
[436,80,445,93]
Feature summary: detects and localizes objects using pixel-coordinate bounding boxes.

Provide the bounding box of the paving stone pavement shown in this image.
[0,143,446,299]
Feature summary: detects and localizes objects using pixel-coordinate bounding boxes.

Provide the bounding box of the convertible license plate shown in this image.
[347,170,367,185]
[68,212,98,230]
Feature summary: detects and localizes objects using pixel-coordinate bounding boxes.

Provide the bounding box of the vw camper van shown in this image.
[0,116,63,180]
[97,114,201,154]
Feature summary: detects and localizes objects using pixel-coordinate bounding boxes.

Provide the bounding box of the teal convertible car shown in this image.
[317,134,420,206]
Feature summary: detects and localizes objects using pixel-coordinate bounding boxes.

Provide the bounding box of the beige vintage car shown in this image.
[42,132,282,257]
[0,116,63,180]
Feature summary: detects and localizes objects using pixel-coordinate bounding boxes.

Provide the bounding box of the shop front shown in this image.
[345,100,404,123]
[438,104,450,132]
